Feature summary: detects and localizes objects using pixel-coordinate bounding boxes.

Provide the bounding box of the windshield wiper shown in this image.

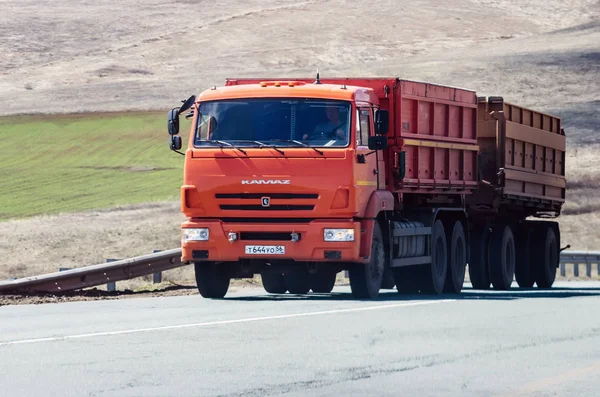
[226,140,286,155]
[204,140,247,155]
[253,140,285,155]
[271,139,324,155]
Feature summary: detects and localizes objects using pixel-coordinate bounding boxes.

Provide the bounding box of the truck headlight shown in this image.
[324,228,354,242]
[182,228,210,241]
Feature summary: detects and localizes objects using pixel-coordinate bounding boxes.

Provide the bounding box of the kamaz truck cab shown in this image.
[168,77,392,299]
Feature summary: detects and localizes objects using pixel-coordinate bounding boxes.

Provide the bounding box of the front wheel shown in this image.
[310,270,337,293]
[261,272,287,294]
[350,222,384,299]
[285,271,311,294]
[194,262,230,299]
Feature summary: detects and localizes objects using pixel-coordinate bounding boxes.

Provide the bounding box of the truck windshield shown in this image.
[194,98,351,148]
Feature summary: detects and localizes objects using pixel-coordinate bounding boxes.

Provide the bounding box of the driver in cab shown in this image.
[303,106,347,141]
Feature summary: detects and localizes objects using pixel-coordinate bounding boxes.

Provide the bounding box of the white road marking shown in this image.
[0,299,454,346]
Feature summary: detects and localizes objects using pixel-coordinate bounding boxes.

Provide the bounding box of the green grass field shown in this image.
[0,112,191,221]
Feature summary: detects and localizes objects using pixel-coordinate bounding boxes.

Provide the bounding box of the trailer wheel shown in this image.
[469,225,491,290]
[393,266,420,294]
[489,225,515,290]
[421,220,447,294]
[515,225,535,288]
[534,225,558,288]
[261,272,287,294]
[350,222,384,299]
[285,271,310,294]
[194,262,230,299]
[310,270,337,293]
[444,221,467,293]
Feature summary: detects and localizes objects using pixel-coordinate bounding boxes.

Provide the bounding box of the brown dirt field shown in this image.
[1,0,599,288]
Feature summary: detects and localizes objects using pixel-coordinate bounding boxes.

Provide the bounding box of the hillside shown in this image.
[0,0,599,280]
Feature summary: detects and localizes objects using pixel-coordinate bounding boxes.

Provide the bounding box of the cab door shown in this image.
[355,107,386,211]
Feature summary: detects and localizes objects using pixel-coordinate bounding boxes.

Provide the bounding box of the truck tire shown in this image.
[381,267,395,289]
[350,222,384,299]
[285,271,310,294]
[469,225,491,290]
[261,272,287,294]
[444,221,467,294]
[534,225,558,288]
[515,225,535,288]
[194,262,230,299]
[310,270,337,293]
[489,225,515,290]
[421,220,448,294]
[393,266,420,294]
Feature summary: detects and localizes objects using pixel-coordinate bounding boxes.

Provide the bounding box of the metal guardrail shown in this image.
[559,250,600,278]
[0,248,597,295]
[0,248,183,294]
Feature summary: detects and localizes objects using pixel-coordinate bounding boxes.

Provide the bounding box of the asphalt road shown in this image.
[1,281,600,397]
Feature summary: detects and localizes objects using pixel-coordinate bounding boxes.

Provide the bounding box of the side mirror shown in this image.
[180,95,196,113]
[368,136,388,151]
[168,109,180,135]
[374,109,389,135]
[170,135,182,151]
[167,95,196,136]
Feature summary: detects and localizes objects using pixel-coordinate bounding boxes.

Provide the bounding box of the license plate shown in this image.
[245,245,285,255]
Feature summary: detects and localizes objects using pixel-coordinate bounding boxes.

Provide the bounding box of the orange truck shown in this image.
[167,76,566,299]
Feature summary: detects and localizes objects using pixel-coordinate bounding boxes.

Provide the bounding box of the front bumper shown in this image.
[181,219,361,262]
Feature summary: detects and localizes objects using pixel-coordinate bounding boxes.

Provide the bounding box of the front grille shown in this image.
[240,232,301,241]
[216,193,318,199]
[219,204,314,211]
[218,218,314,223]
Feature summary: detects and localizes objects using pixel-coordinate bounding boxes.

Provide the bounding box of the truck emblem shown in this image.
[241,179,290,185]
[261,197,271,207]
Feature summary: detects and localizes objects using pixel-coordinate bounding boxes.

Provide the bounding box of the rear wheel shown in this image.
[534,224,559,288]
[285,271,310,294]
[381,267,396,289]
[421,220,447,294]
[350,222,384,299]
[489,225,515,290]
[444,221,467,293]
[261,272,287,294]
[393,266,421,294]
[310,270,337,293]
[194,262,230,299]
[515,225,535,288]
[469,225,491,290]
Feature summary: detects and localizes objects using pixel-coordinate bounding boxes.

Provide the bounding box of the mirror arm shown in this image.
[171,148,185,156]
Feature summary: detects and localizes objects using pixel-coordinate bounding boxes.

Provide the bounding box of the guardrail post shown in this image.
[152,250,163,283]
[560,263,566,277]
[574,263,579,277]
[106,259,117,291]
[586,263,592,278]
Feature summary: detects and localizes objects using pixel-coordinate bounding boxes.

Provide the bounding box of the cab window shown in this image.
[357,108,371,146]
